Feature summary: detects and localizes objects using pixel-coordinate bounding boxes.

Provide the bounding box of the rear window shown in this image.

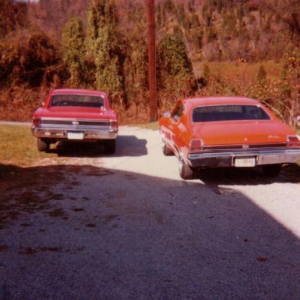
[192,105,270,122]
[50,95,104,108]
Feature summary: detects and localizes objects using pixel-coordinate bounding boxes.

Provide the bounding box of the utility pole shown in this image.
[147,0,157,122]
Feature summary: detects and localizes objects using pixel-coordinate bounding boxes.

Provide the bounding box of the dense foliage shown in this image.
[0,0,299,126]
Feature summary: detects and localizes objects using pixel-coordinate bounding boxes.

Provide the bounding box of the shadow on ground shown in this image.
[196,165,300,187]
[0,162,299,299]
[45,135,148,158]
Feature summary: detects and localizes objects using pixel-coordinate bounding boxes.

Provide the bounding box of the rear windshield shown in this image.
[50,95,104,108]
[192,105,270,122]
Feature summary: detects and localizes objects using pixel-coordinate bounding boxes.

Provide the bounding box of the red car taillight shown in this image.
[110,120,118,131]
[32,117,41,127]
[189,139,203,153]
[287,135,300,147]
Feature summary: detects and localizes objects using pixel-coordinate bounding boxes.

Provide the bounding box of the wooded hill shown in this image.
[0,0,299,126]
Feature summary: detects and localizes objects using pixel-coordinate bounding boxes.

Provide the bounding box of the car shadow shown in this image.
[0,162,300,299]
[195,165,300,187]
[48,134,148,158]
[114,135,148,157]
[193,166,300,195]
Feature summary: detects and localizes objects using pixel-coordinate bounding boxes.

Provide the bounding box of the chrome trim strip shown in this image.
[39,117,113,121]
[188,149,300,167]
[32,128,118,140]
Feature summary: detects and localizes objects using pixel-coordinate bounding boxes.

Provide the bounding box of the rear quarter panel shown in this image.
[171,113,191,156]
[159,107,193,158]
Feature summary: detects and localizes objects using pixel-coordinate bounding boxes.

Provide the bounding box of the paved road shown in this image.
[1,126,300,300]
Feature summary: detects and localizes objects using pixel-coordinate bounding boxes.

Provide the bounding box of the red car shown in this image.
[31,88,118,153]
[159,96,300,179]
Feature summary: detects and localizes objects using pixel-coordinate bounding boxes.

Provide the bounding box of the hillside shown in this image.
[0,0,299,125]
[27,0,299,62]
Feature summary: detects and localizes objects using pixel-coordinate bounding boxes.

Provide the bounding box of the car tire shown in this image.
[162,140,174,156]
[104,139,116,154]
[178,155,194,180]
[37,138,49,152]
[262,164,282,177]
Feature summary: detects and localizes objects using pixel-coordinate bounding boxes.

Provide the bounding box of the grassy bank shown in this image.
[0,124,50,167]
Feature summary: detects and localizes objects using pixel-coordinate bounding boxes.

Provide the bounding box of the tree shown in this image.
[61,17,85,87]
[0,0,28,37]
[222,12,238,37]
[86,0,125,101]
[122,3,148,110]
[0,31,60,88]
[22,33,60,87]
[156,32,194,105]
[259,0,300,43]
[280,48,300,127]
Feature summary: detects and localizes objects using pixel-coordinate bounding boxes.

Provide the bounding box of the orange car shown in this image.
[159,96,300,179]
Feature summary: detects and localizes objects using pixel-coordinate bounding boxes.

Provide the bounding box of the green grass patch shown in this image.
[0,124,50,167]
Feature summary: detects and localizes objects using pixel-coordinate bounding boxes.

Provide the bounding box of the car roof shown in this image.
[182,96,261,108]
[50,88,107,96]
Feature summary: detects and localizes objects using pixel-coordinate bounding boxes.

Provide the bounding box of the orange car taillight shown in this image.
[287,135,300,147]
[189,139,203,153]
[32,117,41,127]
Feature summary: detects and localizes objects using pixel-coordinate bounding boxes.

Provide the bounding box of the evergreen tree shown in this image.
[156,32,194,101]
[86,0,125,98]
[61,17,85,87]
[122,3,148,109]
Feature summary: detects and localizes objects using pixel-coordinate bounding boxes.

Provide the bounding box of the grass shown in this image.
[0,124,62,192]
[0,124,50,167]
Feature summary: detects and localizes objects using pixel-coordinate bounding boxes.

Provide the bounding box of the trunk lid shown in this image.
[192,120,293,146]
[39,107,116,120]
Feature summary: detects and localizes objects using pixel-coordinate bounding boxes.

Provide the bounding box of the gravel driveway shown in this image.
[1,126,300,300]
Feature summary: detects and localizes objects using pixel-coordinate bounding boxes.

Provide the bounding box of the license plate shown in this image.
[235,157,256,167]
[67,132,84,140]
